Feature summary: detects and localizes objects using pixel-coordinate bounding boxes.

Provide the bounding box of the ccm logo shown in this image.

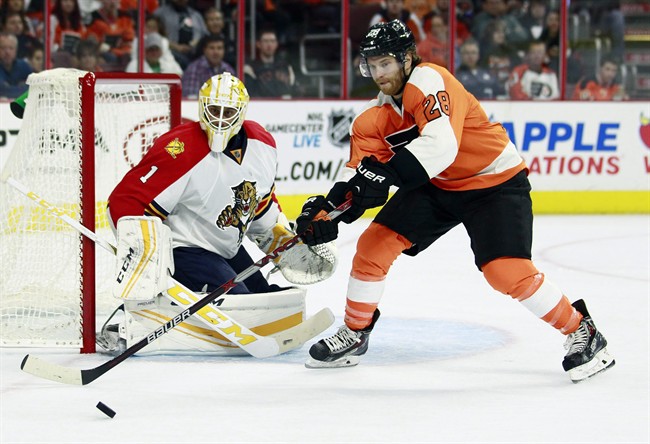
[116,247,135,283]
[357,164,387,183]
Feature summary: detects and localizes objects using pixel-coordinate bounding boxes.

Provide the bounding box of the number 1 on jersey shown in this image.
[140,166,158,183]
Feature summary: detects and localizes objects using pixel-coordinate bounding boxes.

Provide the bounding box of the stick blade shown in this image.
[272,308,335,355]
[21,355,84,385]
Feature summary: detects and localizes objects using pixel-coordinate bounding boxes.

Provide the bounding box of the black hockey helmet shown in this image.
[359,20,416,77]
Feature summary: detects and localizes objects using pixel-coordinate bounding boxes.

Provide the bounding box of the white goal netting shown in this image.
[0,69,179,349]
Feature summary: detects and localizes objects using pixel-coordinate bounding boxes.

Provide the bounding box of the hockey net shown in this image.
[0,69,181,352]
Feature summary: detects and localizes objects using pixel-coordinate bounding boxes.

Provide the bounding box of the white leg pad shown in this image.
[122,287,306,356]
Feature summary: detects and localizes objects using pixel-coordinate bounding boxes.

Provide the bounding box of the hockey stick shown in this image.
[6,177,349,385]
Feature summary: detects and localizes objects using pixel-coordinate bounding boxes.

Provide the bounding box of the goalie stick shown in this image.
[6,177,349,385]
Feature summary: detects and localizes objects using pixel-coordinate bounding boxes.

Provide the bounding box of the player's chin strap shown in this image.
[6,176,350,385]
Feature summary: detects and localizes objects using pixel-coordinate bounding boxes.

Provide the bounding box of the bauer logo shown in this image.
[147,311,191,342]
[327,109,355,147]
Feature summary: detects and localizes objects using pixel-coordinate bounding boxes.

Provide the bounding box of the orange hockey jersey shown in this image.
[347,62,526,191]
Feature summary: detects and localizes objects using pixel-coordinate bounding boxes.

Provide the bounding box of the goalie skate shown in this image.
[305,310,380,369]
[562,299,615,383]
[96,305,126,354]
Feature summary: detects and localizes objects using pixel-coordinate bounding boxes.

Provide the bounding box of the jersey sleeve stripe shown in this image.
[145,201,169,220]
[254,185,276,219]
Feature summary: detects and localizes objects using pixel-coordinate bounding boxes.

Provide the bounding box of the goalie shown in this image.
[97,73,337,355]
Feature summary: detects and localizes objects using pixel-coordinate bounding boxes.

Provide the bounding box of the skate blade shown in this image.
[567,347,616,383]
[304,355,360,369]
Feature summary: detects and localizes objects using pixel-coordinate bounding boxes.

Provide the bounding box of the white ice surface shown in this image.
[1,215,648,444]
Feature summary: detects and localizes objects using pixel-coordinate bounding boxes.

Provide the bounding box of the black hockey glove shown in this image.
[347,156,399,211]
[324,181,364,224]
[295,195,339,246]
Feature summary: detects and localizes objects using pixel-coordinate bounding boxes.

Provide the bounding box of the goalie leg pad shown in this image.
[113,216,174,302]
[121,287,307,355]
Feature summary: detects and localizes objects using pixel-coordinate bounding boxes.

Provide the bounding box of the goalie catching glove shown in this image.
[250,213,337,285]
[113,216,174,302]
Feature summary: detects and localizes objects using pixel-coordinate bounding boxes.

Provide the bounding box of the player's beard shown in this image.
[376,70,406,97]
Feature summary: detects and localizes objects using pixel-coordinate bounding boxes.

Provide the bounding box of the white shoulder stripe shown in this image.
[408,64,447,97]
[404,65,458,178]
[476,141,523,176]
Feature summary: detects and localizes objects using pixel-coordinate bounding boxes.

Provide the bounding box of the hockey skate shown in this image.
[96,305,127,354]
[562,299,615,383]
[305,309,380,369]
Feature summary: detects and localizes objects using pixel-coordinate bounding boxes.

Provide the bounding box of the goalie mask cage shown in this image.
[0,69,182,353]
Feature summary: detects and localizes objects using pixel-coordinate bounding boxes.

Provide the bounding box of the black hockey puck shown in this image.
[96,402,116,418]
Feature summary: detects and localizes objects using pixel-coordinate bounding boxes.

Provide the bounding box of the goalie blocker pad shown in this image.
[117,287,307,355]
[250,214,338,285]
[113,216,174,302]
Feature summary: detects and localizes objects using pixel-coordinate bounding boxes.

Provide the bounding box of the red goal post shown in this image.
[0,69,182,353]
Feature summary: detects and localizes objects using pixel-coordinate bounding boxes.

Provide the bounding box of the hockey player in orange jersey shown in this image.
[296,20,615,383]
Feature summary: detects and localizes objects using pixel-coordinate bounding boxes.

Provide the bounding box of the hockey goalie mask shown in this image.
[199,73,249,153]
[359,20,415,78]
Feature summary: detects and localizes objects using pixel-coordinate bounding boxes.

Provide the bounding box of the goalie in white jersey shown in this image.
[97,73,337,355]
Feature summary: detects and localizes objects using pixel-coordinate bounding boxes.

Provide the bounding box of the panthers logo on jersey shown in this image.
[165,138,185,158]
[216,180,258,242]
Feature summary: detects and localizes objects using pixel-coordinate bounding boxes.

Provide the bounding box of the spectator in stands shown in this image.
[422,0,472,44]
[2,11,40,59]
[49,0,86,55]
[416,13,448,67]
[130,16,179,74]
[0,32,32,99]
[87,0,135,69]
[519,0,547,40]
[182,34,235,98]
[26,42,44,72]
[1,0,36,36]
[370,0,424,42]
[505,0,526,20]
[154,0,208,70]
[407,0,433,24]
[591,0,625,61]
[203,7,225,35]
[572,55,628,101]
[253,0,293,45]
[455,0,475,39]
[204,7,235,67]
[472,0,529,51]
[507,40,559,100]
[539,9,560,74]
[120,0,158,16]
[125,32,183,76]
[243,28,298,98]
[480,18,521,79]
[24,0,45,35]
[457,39,502,99]
[75,38,104,72]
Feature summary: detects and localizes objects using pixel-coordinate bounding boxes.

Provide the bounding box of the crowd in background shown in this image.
[0,0,643,101]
